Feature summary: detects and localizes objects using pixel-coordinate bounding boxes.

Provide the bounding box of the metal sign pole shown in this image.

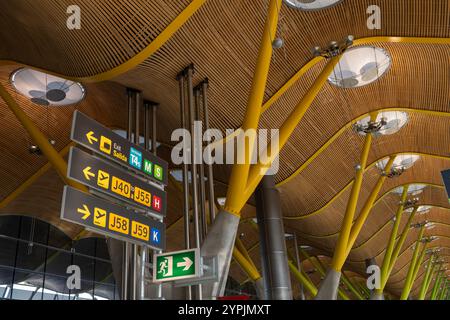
[186,65,203,300]
[178,73,193,300]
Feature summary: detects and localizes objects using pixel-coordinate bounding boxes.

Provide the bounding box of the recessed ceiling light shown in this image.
[283,0,343,11]
[376,154,420,171]
[355,111,409,136]
[328,46,391,88]
[10,68,86,106]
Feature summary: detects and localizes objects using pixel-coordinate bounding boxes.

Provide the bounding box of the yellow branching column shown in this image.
[400,225,427,300]
[418,254,436,300]
[316,117,375,300]
[200,0,343,299]
[372,185,410,299]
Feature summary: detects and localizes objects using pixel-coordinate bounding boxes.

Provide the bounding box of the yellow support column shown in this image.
[345,156,396,257]
[224,0,283,216]
[386,207,419,277]
[400,225,426,300]
[418,255,436,300]
[288,260,318,297]
[331,122,374,271]
[376,185,409,296]
[0,84,86,191]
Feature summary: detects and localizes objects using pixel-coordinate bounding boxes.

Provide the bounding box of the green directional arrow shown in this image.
[154,249,199,282]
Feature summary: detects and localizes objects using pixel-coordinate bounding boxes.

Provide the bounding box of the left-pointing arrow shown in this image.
[83,166,95,180]
[77,205,91,220]
[86,131,98,144]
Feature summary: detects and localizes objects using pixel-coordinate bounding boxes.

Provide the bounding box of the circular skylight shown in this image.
[392,184,427,196]
[376,154,420,171]
[328,46,391,88]
[11,68,85,106]
[283,0,343,10]
[355,111,409,136]
[405,205,432,214]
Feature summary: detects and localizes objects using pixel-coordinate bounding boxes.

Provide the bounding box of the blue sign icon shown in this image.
[129,147,142,170]
[151,228,160,244]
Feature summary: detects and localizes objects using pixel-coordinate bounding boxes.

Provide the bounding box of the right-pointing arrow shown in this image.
[177,257,193,271]
[77,205,91,220]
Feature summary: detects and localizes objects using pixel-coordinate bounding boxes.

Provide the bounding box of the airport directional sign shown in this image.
[61,186,165,250]
[68,147,166,216]
[70,110,168,186]
[441,169,450,203]
[153,249,200,282]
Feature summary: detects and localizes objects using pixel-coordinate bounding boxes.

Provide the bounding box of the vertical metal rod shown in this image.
[130,90,141,300]
[122,89,135,300]
[178,74,192,300]
[293,234,305,300]
[202,80,216,224]
[150,101,163,300]
[152,104,158,155]
[186,65,202,299]
[139,101,151,300]
[195,88,207,240]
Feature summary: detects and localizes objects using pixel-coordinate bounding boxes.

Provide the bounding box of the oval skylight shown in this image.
[392,184,427,196]
[356,111,409,136]
[376,154,420,171]
[405,205,432,214]
[328,46,391,88]
[283,0,342,10]
[10,68,85,106]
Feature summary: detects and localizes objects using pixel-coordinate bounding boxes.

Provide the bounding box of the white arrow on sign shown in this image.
[177,257,193,271]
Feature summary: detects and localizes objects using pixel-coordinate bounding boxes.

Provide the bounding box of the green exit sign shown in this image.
[153,249,200,282]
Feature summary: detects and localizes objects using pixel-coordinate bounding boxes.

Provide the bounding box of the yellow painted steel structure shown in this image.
[223,0,282,217]
[232,247,261,282]
[376,185,409,296]
[344,156,396,258]
[418,254,437,300]
[0,84,87,192]
[400,225,427,300]
[331,118,374,271]
[287,260,318,297]
[386,207,419,277]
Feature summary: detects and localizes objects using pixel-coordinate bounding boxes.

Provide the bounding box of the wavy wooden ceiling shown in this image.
[0,0,449,299]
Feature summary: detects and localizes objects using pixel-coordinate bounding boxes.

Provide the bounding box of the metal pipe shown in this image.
[178,72,192,299]
[121,89,135,300]
[400,226,425,300]
[152,104,158,155]
[129,91,142,300]
[186,65,202,299]
[255,175,292,300]
[195,88,207,239]
[255,193,270,300]
[293,235,305,300]
[202,80,216,224]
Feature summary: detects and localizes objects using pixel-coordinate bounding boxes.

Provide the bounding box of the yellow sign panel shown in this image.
[131,221,150,241]
[111,176,131,198]
[93,208,107,228]
[133,186,151,207]
[97,170,110,189]
[99,136,112,154]
[108,213,129,235]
